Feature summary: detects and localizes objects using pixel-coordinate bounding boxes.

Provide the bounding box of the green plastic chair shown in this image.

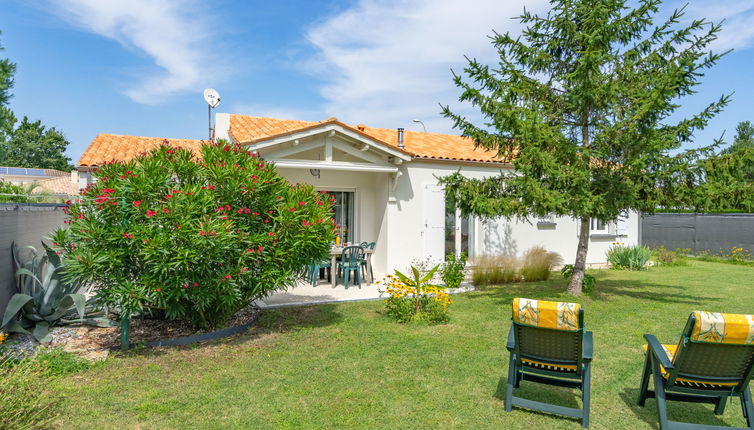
[637,311,754,430]
[505,297,593,428]
[307,260,331,287]
[337,245,364,289]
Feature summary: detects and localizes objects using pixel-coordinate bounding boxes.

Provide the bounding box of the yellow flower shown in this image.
[0,331,7,345]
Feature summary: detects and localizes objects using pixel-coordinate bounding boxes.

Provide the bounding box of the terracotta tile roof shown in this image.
[32,176,80,196]
[229,115,505,163]
[78,134,206,167]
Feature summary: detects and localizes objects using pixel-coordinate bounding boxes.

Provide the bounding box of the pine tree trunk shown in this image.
[566,215,591,295]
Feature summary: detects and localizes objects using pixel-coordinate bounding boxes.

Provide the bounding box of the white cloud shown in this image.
[304,0,549,134]
[683,0,754,52]
[49,0,228,104]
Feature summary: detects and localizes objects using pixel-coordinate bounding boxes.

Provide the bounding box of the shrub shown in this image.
[561,264,595,295]
[51,141,335,328]
[470,254,519,286]
[382,265,451,324]
[607,245,652,270]
[0,357,59,429]
[441,253,467,289]
[520,246,562,281]
[653,246,688,266]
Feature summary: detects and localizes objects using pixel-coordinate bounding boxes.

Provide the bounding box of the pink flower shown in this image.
[225,274,232,279]
[267,232,275,236]
[156,288,162,292]
[257,245,264,253]
[252,212,260,216]
[264,219,270,223]
[289,208,295,212]
[122,232,134,239]
[199,231,206,236]
[133,200,142,207]
[244,208,250,214]
[146,210,157,217]
[225,204,231,211]
[217,206,225,212]
[317,201,323,206]
[193,282,199,287]
[298,201,306,206]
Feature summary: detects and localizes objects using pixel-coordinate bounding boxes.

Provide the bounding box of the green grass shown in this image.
[53,260,754,429]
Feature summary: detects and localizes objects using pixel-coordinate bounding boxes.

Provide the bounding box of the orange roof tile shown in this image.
[78,117,507,167]
[78,134,206,167]
[229,115,505,163]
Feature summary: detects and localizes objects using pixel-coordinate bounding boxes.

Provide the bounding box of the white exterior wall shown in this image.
[385,160,640,272]
[277,167,390,275]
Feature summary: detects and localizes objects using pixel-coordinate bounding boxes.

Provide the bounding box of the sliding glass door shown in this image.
[328,191,355,244]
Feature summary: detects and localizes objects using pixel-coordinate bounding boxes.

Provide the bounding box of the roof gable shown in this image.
[229,115,505,164]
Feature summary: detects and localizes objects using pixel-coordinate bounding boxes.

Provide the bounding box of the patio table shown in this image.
[329,246,374,287]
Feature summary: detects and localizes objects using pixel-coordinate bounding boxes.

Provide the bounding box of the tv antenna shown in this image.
[203,88,221,140]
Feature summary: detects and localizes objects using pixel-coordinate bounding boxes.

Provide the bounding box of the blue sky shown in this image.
[1,0,754,163]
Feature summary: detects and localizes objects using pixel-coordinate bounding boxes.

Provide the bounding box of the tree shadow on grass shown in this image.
[493,376,583,425]
[618,387,738,429]
[463,278,719,306]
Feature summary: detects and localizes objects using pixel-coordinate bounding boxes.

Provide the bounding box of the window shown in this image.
[537,214,556,228]
[445,201,472,257]
[328,191,355,244]
[590,218,609,234]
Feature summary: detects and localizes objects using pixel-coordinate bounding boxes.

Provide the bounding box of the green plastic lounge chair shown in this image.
[637,311,754,430]
[505,297,593,428]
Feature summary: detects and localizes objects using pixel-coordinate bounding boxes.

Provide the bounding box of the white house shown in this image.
[77,114,640,276]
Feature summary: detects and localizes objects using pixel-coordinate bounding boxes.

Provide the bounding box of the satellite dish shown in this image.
[203,88,221,108]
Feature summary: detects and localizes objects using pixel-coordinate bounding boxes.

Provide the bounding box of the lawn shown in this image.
[53,260,753,429]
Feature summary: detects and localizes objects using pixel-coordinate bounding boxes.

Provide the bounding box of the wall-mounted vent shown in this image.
[397,128,405,149]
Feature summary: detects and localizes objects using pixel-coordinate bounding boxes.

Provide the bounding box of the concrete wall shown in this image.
[0,203,67,319]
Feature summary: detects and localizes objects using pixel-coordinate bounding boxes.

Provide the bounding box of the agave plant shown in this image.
[1,242,113,343]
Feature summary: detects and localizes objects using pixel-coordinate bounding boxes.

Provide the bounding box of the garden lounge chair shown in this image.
[505,297,593,428]
[637,311,754,430]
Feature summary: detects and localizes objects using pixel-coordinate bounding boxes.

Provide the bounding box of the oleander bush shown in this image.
[51,140,335,328]
[606,245,652,270]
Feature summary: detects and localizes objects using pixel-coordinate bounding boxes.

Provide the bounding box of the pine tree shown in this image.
[440,0,732,295]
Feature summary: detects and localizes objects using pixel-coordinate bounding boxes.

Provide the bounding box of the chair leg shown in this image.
[650,357,670,430]
[742,386,754,429]
[355,268,361,288]
[714,396,727,415]
[582,362,591,428]
[637,351,652,407]
[344,268,350,289]
[505,353,517,412]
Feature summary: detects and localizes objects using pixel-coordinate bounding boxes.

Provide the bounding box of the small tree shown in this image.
[52,141,336,327]
[440,0,735,294]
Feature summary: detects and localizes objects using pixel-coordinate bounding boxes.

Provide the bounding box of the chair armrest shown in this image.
[583,331,594,362]
[644,334,674,370]
[506,325,515,351]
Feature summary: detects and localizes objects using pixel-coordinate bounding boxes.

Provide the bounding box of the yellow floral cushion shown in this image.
[512,298,580,332]
[690,311,754,345]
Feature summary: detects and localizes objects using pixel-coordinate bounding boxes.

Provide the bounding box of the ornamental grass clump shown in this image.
[382,265,451,324]
[520,246,563,282]
[51,140,335,328]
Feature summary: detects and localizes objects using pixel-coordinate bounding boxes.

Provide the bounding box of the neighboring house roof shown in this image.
[0,166,70,178]
[78,134,206,167]
[229,115,504,163]
[32,176,80,196]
